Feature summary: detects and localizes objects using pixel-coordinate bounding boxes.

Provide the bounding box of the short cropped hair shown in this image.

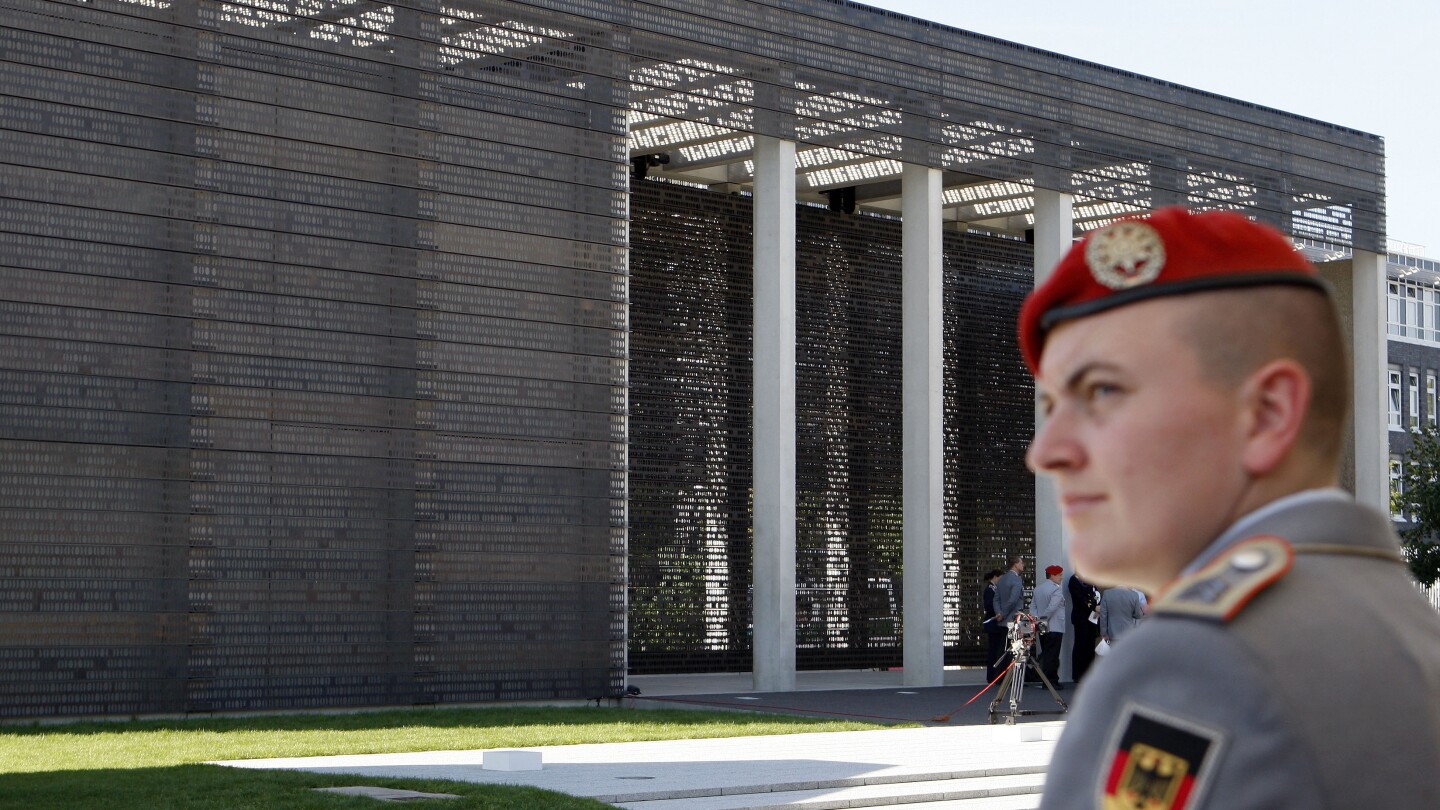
[1178,286,1349,465]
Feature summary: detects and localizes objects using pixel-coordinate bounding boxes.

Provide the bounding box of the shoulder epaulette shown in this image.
[1154,536,1294,622]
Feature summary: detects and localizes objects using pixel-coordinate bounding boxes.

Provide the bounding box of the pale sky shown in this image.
[862,0,1439,256]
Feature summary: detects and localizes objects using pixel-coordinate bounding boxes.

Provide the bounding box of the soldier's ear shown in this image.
[1238,358,1310,476]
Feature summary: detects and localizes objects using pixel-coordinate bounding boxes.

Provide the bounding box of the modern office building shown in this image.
[1381,245,1440,518]
[0,0,1388,717]
[1381,243,1440,612]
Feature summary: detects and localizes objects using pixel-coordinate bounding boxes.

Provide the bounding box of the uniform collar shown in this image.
[1180,487,1351,577]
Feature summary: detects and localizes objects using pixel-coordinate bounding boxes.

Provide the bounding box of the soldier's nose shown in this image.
[1027,409,1083,474]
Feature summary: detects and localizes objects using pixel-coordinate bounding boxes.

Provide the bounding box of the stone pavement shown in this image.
[218,669,1067,808]
[624,668,1069,728]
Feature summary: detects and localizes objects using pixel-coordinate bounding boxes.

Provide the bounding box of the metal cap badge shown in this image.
[1085,221,1166,289]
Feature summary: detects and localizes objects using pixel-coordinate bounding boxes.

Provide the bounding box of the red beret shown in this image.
[1018,206,1327,375]
[1045,565,1063,576]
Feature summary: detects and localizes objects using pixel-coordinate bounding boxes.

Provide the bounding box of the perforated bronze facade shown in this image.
[0,0,1384,717]
[1,0,629,717]
[628,180,1035,672]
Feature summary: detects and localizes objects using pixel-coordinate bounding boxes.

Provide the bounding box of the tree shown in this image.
[1392,424,1440,587]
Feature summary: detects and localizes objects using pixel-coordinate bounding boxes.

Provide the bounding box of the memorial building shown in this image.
[0,0,1387,717]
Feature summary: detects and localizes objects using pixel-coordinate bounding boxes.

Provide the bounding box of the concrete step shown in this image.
[881,796,1041,810]
[614,770,1045,809]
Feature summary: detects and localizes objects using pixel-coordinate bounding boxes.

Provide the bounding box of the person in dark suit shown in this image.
[1066,569,1101,683]
[993,555,1034,682]
[980,568,1006,681]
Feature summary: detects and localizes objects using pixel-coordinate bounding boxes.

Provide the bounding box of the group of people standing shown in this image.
[980,558,1147,687]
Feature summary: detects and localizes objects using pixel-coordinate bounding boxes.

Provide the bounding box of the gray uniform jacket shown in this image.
[1033,579,1065,632]
[1097,587,1145,641]
[995,569,1024,621]
[1040,496,1440,809]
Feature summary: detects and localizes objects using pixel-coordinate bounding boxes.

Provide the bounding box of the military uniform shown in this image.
[1040,491,1440,809]
[1019,207,1440,808]
[1097,586,1145,643]
[1033,568,1066,686]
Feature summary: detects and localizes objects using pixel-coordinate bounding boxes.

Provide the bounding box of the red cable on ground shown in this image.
[931,662,1013,722]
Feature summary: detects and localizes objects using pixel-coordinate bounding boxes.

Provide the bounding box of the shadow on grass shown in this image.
[0,764,614,810]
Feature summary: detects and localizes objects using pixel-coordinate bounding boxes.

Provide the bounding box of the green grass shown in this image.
[0,707,895,809]
[0,766,613,810]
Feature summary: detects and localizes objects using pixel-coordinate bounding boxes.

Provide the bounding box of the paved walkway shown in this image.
[628,667,992,695]
[624,668,1069,727]
[221,722,1059,805]
[218,669,1068,807]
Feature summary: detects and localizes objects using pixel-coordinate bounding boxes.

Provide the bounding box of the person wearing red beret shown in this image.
[1023,207,1440,809]
[1031,564,1067,690]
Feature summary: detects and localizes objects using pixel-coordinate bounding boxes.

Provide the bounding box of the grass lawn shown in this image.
[0,707,896,809]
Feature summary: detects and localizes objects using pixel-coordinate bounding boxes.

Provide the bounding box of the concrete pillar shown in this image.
[901,164,945,687]
[752,136,797,692]
[1031,190,1072,569]
[1032,188,1073,680]
[1352,249,1388,511]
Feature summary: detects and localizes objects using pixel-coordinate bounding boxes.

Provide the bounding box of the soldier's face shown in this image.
[1027,297,1251,592]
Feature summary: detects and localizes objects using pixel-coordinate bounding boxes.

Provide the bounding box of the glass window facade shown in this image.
[1391,456,1404,521]
[1412,371,1422,429]
[1390,366,1404,429]
[1388,278,1440,343]
[1426,373,1435,426]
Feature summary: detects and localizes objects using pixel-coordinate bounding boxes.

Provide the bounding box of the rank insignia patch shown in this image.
[1154,536,1293,623]
[1101,706,1223,810]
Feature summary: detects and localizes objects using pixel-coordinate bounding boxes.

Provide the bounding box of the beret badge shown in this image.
[1084,221,1166,289]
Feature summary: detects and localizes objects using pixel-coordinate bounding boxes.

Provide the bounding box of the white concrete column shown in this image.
[901,164,945,687]
[1031,190,1072,572]
[1351,249,1388,511]
[752,136,797,692]
[1032,189,1073,680]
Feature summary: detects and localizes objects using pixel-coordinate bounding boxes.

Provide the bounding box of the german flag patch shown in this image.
[1101,705,1224,810]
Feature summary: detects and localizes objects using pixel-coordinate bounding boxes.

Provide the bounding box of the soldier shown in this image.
[1097,586,1145,646]
[1022,207,1440,808]
[1032,564,1067,688]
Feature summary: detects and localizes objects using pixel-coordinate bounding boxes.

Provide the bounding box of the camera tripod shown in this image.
[988,612,1068,725]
